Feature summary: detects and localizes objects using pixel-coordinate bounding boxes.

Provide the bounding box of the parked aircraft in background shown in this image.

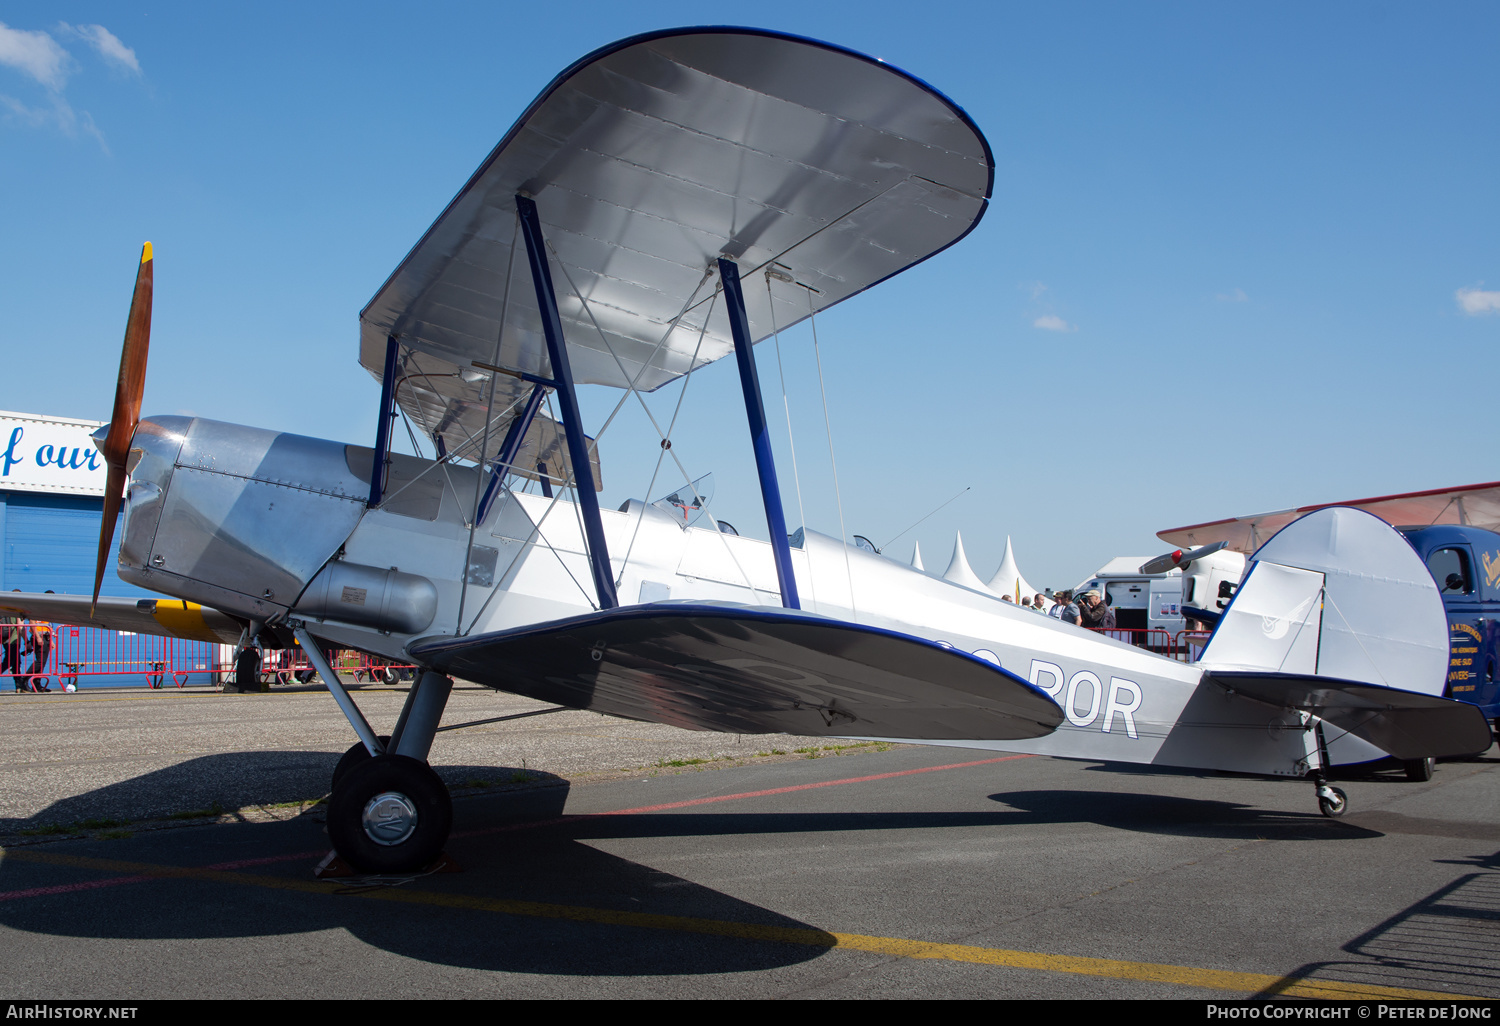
[2,28,1488,875]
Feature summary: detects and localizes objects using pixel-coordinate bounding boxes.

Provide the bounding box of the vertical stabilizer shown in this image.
[1199,507,1448,694]
[911,540,925,572]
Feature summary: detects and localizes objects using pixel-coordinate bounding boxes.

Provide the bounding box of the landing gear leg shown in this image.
[1310,720,1347,818]
[298,629,456,874]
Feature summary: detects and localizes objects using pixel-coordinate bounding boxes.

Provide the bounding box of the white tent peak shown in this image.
[943,531,990,592]
[910,540,925,572]
[987,534,1039,601]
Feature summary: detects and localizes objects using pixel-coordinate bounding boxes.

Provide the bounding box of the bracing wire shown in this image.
[548,250,768,603]
[767,273,816,612]
[458,220,522,633]
[809,289,855,617]
[616,291,718,588]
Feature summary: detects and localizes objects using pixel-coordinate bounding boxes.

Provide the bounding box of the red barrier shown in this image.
[2,626,218,691]
[1086,627,1176,651]
[1086,627,1213,663]
[231,648,417,689]
[2,623,416,692]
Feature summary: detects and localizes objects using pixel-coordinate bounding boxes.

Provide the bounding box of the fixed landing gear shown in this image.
[332,735,392,790]
[1403,756,1436,782]
[1316,782,1348,818]
[1310,719,1347,818]
[294,624,457,874]
[231,647,262,692]
[327,755,453,874]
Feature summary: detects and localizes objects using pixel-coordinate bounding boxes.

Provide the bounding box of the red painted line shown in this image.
[1,753,1035,895]
[453,753,1035,839]
[206,852,325,870]
[0,874,155,902]
[593,754,1035,816]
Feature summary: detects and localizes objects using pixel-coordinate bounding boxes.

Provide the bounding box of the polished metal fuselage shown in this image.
[116,414,1343,779]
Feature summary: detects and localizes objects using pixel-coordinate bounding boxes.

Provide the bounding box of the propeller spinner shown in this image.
[91,242,153,614]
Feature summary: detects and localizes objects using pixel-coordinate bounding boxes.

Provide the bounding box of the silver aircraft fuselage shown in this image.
[119,414,1349,779]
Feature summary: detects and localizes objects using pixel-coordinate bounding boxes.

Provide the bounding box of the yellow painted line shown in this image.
[0,848,1483,1000]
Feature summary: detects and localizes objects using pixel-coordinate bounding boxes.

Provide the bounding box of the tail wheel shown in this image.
[327,755,452,874]
[331,735,393,791]
[1403,757,1435,782]
[1317,786,1348,818]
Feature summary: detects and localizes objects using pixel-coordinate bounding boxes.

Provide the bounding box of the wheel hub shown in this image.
[362,791,419,846]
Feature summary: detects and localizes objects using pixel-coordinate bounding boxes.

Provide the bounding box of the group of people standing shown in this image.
[2,592,54,692]
[1001,588,1117,629]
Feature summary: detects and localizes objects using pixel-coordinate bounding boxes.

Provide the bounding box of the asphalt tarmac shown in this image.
[1,684,1497,1000]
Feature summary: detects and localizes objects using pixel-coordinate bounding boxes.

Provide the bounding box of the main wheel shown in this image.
[331,735,392,791]
[232,649,261,692]
[1403,757,1435,782]
[1318,786,1348,818]
[327,755,452,874]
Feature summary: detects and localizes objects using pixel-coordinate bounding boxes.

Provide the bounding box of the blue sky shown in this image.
[2,2,1497,592]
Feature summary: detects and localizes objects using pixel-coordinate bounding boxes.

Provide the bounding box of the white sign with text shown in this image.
[0,411,108,497]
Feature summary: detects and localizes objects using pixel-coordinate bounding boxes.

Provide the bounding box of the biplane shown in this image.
[3,28,1490,874]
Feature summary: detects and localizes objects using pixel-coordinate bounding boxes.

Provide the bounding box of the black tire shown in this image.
[327,755,452,874]
[1318,786,1348,818]
[331,735,393,791]
[382,667,400,685]
[233,649,261,692]
[1403,757,1436,782]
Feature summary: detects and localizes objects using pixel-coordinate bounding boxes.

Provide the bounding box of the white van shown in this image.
[1076,550,1246,638]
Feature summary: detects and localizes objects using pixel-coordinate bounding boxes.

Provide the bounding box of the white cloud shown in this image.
[1022,281,1048,300]
[1033,314,1076,333]
[0,21,135,152]
[1456,286,1500,316]
[0,21,70,90]
[1216,288,1249,303]
[57,23,139,74]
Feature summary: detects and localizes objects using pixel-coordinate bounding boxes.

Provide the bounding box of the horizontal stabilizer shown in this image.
[0,593,243,645]
[410,605,1062,740]
[1203,670,1492,760]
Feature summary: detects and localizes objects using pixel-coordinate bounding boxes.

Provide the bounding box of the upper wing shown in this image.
[409,605,1060,740]
[0,593,243,645]
[1158,481,1500,553]
[359,28,992,460]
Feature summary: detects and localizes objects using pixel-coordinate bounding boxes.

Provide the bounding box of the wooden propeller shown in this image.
[92,242,153,614]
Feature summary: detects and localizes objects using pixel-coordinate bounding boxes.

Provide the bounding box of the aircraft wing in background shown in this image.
[0,593,243,645]
[1158,481,1500,553]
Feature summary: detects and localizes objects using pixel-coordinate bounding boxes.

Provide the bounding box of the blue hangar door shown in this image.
[0,489,219,686]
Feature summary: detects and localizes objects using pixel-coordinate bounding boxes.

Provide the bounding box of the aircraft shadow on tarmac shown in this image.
[0,753,846,976]
[1258,853,1500,999]
[0,752,1387,975]
[984,790,1383,840]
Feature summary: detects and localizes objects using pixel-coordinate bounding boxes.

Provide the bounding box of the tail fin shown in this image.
[1198,507,1448,695]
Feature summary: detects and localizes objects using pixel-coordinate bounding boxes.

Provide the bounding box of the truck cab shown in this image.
[1398,525,1500,723]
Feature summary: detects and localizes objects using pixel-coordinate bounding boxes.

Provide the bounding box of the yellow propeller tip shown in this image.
[141,241,152,263]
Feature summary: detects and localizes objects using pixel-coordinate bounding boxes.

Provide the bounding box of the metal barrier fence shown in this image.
[244,648,417,688]
[1086,627,1214,663]
[1,626,220,691]
[2,625,416,691]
